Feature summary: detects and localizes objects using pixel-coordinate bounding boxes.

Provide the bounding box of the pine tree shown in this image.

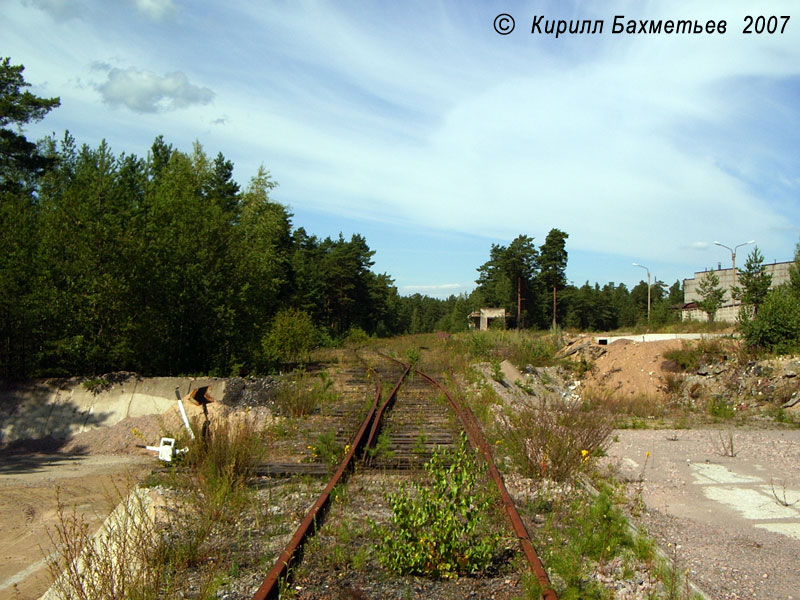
[697,270,726,323]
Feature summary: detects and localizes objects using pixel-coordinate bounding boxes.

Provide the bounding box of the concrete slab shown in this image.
[606,428,800,598]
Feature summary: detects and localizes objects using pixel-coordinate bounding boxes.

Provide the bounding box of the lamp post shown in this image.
[713,240,755,292]
[632,263,651,323]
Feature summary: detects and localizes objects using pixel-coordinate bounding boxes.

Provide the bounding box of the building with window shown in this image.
[682,261,792,322]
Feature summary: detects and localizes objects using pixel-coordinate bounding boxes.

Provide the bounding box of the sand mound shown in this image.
[581,338,686,398]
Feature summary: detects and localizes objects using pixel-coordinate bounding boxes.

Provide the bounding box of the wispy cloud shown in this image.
[133,0,175,21]
[5,0,800,292]
[93,64,214,113]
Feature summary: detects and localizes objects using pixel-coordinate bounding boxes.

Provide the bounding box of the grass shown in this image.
[502,397,613,482]
[273,370,339,417]
[662,338,731,373]
[47,413,271,599]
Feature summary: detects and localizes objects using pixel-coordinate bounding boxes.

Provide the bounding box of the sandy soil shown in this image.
[580,337,686,398]
[0,453,150,600]
[0,399,226,600]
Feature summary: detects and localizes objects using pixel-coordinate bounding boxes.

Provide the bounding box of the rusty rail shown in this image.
[251,357,405,600]
[363,362,411,460]
[415,369,558,600]
[253,354,556,600]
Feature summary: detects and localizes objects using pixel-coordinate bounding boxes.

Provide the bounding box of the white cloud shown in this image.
[93,65,214,113]
[133,0,175,21]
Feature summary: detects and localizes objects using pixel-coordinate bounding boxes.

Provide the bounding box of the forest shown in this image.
[1,58,680,378]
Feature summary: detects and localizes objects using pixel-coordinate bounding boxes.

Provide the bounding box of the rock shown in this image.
[781,393,800,409]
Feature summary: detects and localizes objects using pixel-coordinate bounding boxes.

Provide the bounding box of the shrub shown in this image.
[273,371,337,417]
[374,433,501,579]
[662,338,728,373]
[741,285,800,354]
[342,326,370,346]
[503,399,613,482]
[262,308,318,366]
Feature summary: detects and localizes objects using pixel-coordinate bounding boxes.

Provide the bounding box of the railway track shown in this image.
[252,349,557,600]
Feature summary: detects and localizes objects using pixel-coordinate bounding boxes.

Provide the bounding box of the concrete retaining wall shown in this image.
[0,376,226,444]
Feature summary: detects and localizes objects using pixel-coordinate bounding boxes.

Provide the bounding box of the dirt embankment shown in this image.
[579,337,687,398]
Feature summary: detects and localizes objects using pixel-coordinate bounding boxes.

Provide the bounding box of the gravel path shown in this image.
[605,428,800,600]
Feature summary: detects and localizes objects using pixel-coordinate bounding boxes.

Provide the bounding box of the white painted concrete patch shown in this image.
[690,462,800,540]
[755,522,800,540]
[702,486,799,520]
[623,457,639,470]
[691,463,760,485]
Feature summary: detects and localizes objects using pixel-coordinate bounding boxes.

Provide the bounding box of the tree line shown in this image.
[1,57,733,379]
[1,58,421,377]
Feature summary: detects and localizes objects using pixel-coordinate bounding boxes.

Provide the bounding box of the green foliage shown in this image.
[404,347,421,366]
[490,358,504,383]
[0,57,60,192]
[706,396,735,419]
[503,400,613,481]
[662,338,728,373]
[536,487,633,599]
[342,326,370,346]
[309,430,344,467]
[476,234,540,328]
[274,371,337,417]
[741,285,800,354]
[733,246,772,316]
[539,228,569,328]
[374,434,501,579]
[367,430,396,461]
[262,308,317,366]
[467,332,495,360]
[696,270,726,322]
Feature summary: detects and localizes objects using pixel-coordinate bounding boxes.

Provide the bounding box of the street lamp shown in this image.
[713,240,755,292]
[632,263,651,323]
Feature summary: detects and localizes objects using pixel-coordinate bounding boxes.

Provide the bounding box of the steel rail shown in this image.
[253,353,556,599]
[251,356,404,600]
[363,362,411,461]
[415,369,558,600]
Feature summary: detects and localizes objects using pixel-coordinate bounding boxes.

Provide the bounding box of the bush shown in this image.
[503,399,613,482]
[741,285,800,354]
[374,433,501,579]
[662,338,729,373]
[273,371,336,417]
[262,308,318,366]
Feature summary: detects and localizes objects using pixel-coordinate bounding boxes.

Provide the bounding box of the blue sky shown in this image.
[4,0,800,298]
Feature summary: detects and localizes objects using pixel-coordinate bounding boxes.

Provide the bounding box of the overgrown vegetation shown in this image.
[49,414,268,599]
[662,338,730,373]
[373,433,503,579]
[503,398,613,482]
